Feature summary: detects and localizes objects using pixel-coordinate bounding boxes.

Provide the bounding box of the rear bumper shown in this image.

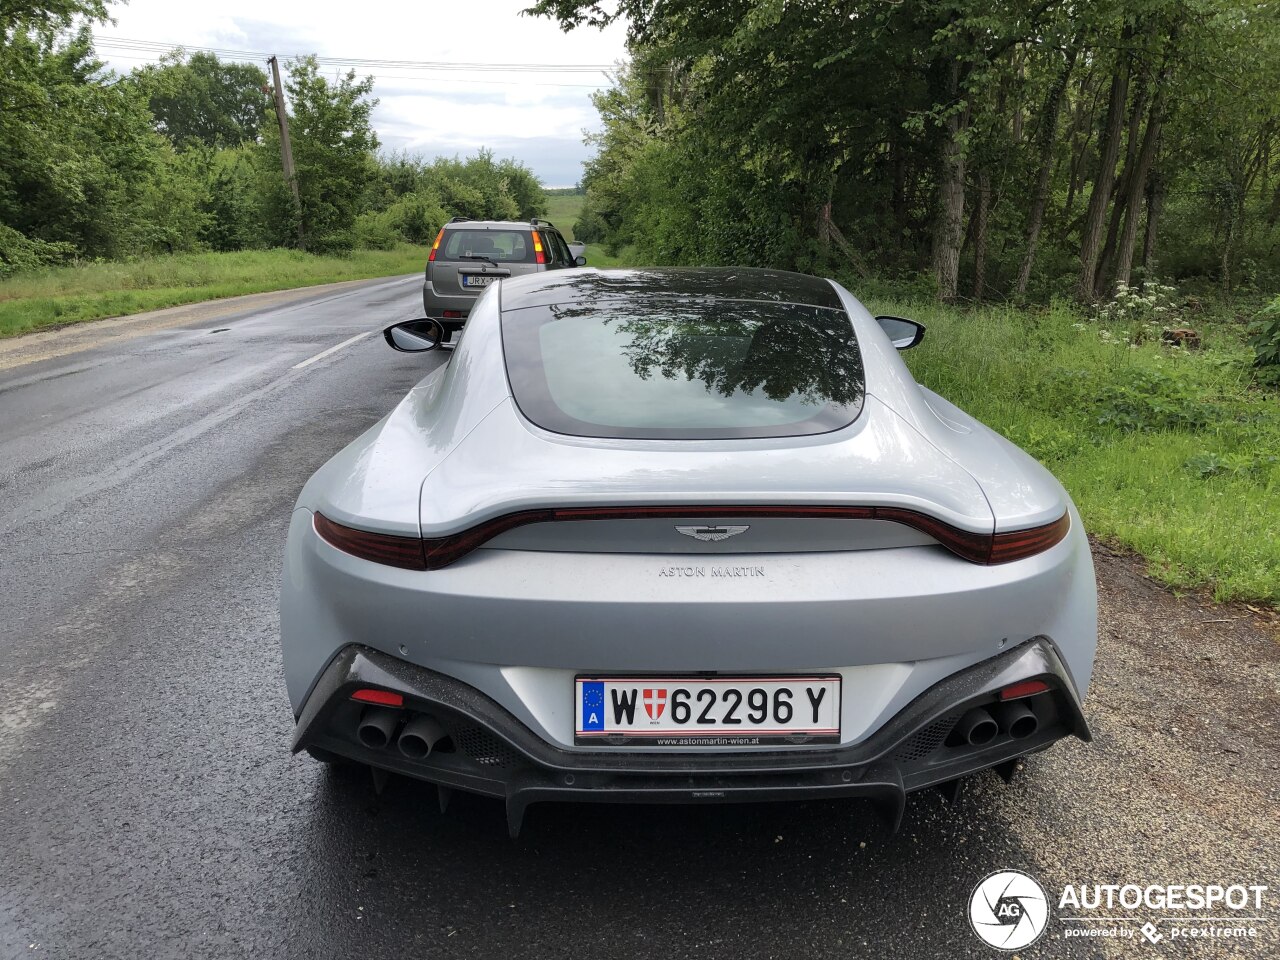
[293,637,1090,835]
[421,279,473,331]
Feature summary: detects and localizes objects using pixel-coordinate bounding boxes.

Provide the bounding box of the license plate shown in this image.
[575,675,841,746]
[462,275,496,287]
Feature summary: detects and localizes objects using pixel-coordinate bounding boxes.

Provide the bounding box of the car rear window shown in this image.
[440,229,535,263]
[501,299,865,439]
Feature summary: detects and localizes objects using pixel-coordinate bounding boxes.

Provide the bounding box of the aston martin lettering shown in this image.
[658,565,766,578]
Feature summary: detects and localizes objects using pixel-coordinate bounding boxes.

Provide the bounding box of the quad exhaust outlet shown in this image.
[398,714,447,759]
[956,707,998,746]
[357,707,399,749]
[994,700,1039,739]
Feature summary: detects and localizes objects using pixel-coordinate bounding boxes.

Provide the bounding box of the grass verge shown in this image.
[542,192,585,240]
[877,296,1279,605]
[0,245,427,339]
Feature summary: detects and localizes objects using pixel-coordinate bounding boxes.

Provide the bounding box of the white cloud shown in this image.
[93,0,627,185]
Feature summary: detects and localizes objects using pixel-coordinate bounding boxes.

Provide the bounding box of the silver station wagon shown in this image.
[421,217,584,343]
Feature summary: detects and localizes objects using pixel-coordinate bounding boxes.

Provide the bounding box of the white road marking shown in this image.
[292,330,373,370]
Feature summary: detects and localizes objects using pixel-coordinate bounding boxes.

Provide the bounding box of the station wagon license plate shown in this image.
[462,275,497,287]
[575,675,841,746]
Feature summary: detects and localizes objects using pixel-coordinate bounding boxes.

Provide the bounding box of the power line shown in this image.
[92,35,623,74]
[95,50,611,87]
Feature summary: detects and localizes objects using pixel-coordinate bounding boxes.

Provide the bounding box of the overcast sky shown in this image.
[92,0,629,187]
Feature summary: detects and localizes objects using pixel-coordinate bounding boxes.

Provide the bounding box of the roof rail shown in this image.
[448,216,471,223]
[530,218,557,229]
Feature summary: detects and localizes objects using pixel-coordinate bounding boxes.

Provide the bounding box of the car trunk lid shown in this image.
[419,395,993,557]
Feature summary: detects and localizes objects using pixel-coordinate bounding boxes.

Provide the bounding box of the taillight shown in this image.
[351,688,405,707]
[988,513,1070,563]
[313,513,426,570]
[531,230,546,265]
[315,507,1068,571]
[427,227,444,262]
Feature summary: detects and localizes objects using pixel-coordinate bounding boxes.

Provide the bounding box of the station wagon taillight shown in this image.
[531,230,546,265]
[427,228,445,263]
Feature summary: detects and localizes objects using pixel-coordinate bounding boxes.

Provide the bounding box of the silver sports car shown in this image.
[281,267,1096,836]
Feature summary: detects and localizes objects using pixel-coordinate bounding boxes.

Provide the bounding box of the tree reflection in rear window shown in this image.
[501,299,865,439]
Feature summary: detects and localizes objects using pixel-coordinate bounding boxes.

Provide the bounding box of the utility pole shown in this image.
[267,55,305,249]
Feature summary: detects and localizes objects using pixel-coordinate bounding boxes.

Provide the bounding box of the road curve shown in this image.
[0,276,1276,959]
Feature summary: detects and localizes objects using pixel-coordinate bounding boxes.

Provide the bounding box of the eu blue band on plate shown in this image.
[580,681,605,730]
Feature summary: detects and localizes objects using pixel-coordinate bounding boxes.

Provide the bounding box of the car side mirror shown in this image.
[384,318,445,353]
[875,315,926,350]
[574,255,587,267]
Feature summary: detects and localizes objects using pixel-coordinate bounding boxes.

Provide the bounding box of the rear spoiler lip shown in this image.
[314,505,1070,571]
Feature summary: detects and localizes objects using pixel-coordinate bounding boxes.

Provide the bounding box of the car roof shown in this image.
[444,220,549,230]
[498,267,844,311]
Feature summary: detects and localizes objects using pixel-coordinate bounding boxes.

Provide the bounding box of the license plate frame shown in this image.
[574,674,841,747]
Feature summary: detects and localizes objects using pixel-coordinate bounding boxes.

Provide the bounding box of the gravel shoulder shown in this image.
[983,540,1280,958]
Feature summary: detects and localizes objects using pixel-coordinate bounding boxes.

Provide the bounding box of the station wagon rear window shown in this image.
[440,229,535,263]
[501,300,865,439]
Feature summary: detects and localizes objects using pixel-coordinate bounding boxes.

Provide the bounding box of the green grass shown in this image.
[542,192,585,240]
[580,244,639,268]
[539,192,638,266]
[0,245,427,339]
[873,296,1280,604]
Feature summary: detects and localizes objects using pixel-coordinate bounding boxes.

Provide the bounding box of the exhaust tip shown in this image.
[957,707,999,747]
[398,714,447,760]
[357,706,400,750]
[996,700,1039,740]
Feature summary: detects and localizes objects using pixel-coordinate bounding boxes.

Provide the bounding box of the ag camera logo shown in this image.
[969,869,1050,951]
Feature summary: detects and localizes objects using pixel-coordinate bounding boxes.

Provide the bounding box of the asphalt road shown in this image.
[0,277,1276,959]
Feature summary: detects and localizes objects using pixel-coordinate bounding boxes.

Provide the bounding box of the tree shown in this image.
[0,23,197,261]
[262,56,380,252]
[130,51,269,148]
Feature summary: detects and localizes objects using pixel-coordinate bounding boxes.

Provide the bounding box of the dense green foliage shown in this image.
[130,51,269,148]
[0,1,546,275]
[1248,297,1280,378]
[531,0,1280,304]
[889,295,1280,602]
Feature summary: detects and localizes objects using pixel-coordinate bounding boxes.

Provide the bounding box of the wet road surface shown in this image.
[0,277,1276,958]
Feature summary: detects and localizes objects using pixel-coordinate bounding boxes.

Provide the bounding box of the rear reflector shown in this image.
[315,507,1069,572]
[427,227,444,262]
[442,310,463,319]
[999,679,1050,701]
[313,513,426,570]
[351,688,405,707]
